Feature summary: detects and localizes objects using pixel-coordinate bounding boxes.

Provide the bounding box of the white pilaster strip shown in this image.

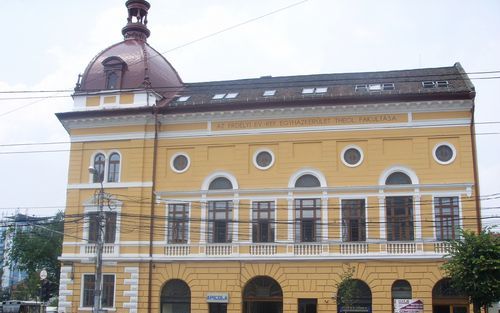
[57,266,73,313]
[123,267,139,313]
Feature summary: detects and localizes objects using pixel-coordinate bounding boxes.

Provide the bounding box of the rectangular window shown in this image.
[295,199,321,242]
[168,203,189,243]
[209,303,227,313]
[82,274,115,308]
[341,199,366,242]
[435,196,460,240]
[88,212,117,243]
[82,275,95,307]
[208,201,233,243]
[386,196,414,241]
[298,299,317,313]
[252,201,275,243]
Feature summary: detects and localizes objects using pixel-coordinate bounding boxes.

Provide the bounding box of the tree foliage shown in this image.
[7,212,64,300]
[442,229,500,313]
[336,265,356,307]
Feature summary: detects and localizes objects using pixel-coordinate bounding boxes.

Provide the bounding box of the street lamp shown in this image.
[88,166,105,313]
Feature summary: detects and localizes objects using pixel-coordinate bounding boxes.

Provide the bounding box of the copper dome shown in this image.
[76,0,183,100]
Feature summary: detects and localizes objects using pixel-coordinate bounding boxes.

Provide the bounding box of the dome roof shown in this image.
[76,0,183,100]
[78,39,182,94]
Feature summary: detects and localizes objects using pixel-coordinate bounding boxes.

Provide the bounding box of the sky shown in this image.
[0,0,499,228]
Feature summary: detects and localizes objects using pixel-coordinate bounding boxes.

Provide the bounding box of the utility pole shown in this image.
[89,166,105,313]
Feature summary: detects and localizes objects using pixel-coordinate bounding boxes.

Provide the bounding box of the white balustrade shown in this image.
[83,243,116,255]
[387,242,418,254]
[434,241,452,254]
[293,243,326,256]
[249,244,277,256]
[205,244,234,256]
[340,242,369,255]
[165,245,191,256]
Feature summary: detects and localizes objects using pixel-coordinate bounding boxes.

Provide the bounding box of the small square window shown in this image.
[422,81,436,88]
[315,87,328,93]
[225,92,239,99]
[355,84,368,92]
[177,96,190,102]
[368,84,382,91]
[436,81,449,88]
[213,93,226,100]
[263,90,276,96]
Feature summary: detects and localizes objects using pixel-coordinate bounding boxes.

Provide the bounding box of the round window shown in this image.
[254,150,275,170]
[341,146,364,167]
[171,154,190,173]
[434,143,456,164]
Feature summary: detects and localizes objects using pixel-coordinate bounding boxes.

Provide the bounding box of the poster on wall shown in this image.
[394,299,424,313]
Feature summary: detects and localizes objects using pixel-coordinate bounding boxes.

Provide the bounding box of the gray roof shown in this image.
[163,62,474,113]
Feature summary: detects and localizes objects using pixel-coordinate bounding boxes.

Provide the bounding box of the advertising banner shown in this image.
[394,299,424,313]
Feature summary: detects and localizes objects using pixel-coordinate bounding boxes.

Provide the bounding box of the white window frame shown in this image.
[170,152,191,173]
[165,201,191,244]
[340,145,364,168]
[432,142,457,165]
[79,273,116,310]
[339,196,369,242]
[250,199,277,243]
[89,150,122,183]
[253,149,275,170]
[82,197,122,245]
[431,194,463,241]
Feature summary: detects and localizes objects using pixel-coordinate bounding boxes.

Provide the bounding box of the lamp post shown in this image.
[88,166,105,313]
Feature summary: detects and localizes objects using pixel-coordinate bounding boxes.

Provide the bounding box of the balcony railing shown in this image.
[72,240,451,259]
[82,243,118,256]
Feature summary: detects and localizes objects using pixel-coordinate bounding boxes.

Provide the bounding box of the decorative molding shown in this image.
[123,267,139,313]
[57,266,74,313]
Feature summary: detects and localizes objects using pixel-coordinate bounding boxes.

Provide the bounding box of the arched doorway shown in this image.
[161,279,190,313]
[392,280,412,312]
[243,276,283,313]
[337,279,372,313]
[432,279,468,313]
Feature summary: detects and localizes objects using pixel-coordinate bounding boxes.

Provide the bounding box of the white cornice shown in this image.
[68,182,153,190]
[60,99,472,132]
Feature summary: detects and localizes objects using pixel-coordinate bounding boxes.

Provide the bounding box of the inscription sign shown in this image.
[207,293,229,303]
[213,114,404,131]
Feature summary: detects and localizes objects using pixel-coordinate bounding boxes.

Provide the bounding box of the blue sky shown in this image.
[0,0,499,227]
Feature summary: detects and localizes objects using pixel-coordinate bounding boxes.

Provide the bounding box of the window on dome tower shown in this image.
[106,72,119,89]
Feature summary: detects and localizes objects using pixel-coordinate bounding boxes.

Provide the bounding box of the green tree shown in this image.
[336,265,356,308]
[442,229,500,313]
[7,212,64,301]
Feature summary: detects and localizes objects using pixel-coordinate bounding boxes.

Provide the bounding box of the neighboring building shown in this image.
[56,1,481,313]
[0,214,40,291]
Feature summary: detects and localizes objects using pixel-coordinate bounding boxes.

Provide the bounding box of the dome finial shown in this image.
[121,0,151,41]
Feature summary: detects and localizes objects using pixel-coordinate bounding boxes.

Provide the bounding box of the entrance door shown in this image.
[243,276,283,313]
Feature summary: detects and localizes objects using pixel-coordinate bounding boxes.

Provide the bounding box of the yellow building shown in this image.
[56,1,481,313]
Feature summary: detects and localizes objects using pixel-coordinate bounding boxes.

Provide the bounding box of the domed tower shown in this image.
[73,0,183,110]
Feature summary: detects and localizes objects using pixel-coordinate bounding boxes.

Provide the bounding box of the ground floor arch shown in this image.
[161,279,191,313]
[432,278,469,313]
[243,276,283,313]
[337,279,372,313]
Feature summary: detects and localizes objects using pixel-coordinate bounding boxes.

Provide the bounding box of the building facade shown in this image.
[56,1,481,313]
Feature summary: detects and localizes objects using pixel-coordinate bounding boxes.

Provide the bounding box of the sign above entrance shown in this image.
[207,293,229,303]
[394,299,424,313]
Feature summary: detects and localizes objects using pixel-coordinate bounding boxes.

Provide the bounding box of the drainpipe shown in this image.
[147,95,160,313]
[470,105,482,233]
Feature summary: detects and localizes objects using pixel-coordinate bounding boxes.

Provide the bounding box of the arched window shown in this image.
[243,276,283,313]
[337,279,372,313]
[107,153,120,182]
[161,279,190,313]
[295,174,321,188]
[385,172,412,185]
[93,153,106,183]
[106,72,119,89]
[392,280,412,299]
[432,279,468,313]
[208,177,233,190]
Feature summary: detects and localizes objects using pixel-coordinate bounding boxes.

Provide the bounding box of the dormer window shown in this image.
[102,56,127,90]
[106,72,119,89]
